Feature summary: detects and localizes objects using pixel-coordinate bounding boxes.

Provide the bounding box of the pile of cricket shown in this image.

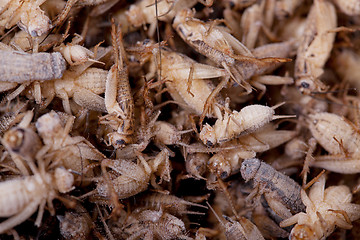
[1,0,360,239]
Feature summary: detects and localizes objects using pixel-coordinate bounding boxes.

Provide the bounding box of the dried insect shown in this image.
[137,192,207,216]
[241,158,305,219]
[208,149,255,179]
[0,51,66,82]
[101,22,134,148]
[4,46,111,113]
[1,110,42,175]
[295,0,337,94]
[199,102,292,146]
[0,161,74,233]
[280,175,360,240]
[240,0,264,49]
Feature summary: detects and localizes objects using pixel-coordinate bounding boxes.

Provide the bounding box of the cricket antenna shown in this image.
[155,0,162,83]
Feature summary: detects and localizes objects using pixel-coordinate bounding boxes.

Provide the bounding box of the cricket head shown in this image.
[199,123,216,147]
[240,158,261,182]
[290,224,317,240]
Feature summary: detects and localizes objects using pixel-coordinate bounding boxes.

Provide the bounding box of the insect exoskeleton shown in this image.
[95,157,151,200]
[207,202,265,240]
[35,111,104,179]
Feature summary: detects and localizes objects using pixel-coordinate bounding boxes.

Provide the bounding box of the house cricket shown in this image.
[0,158,74,233]
[241,158,305,219]
[173,8,290,97]
[93,149,171,202]
[295,0,337,94]
[207,188,265,240]
[306,112,360,174]
[0,0,51,37]
[35,111,105,180]
[101,21,135,148]
[1,110,42,175]
[3,45,112,113]
[58,204,94,240]
[136,192,207,216]
[280,174,360,240]
[116,208,191,240]
[123,0,198,37]
[0,50,66,82]
[199,100,294,146]
[207,123,297,178]
[129,40,226,118]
